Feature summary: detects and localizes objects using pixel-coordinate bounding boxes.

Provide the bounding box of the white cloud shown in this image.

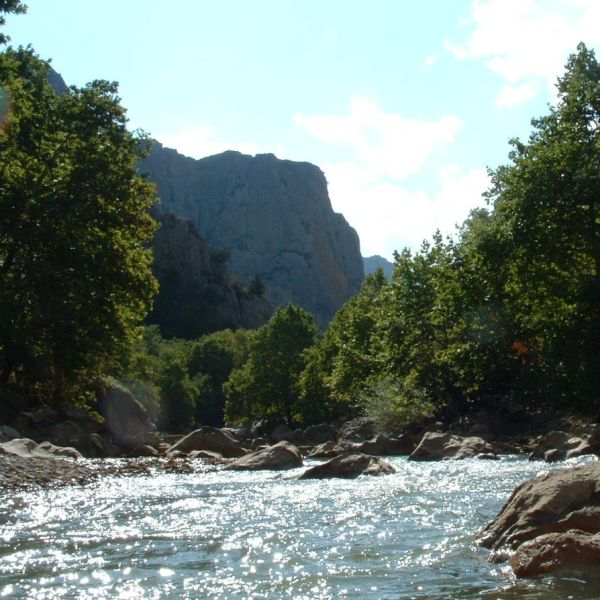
[158,124,263,159]
[448,0,600,106]
[294,98,462,181]
[323,162,489,258]
[294,98,490,258]
[495,81,540,108]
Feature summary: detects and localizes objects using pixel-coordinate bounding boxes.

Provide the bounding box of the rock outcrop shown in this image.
[409,432,497,461]
[140,145,364,324]
[480,460,600,577]
[149,210,274,337]
[0,438,82,460]
[226,441,303,471]
[300,452,395,479]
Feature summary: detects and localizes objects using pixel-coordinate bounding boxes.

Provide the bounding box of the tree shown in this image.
[483,43,600,406]
[224,305,316,426]
[0,48,157,401]
[0,0,26,45]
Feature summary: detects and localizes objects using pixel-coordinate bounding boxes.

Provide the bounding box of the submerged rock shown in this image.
[300,452,395,479]
[168,427,248,458]
[226,441,303,471]
[480,460,600,577]
[409,432,496,461]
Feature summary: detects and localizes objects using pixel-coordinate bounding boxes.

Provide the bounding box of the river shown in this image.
[0,455,598,599]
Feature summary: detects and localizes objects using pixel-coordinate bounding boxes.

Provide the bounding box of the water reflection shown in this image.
[0,456,598,599]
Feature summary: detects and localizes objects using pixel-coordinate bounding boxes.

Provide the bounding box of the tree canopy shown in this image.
[0,47,157,401]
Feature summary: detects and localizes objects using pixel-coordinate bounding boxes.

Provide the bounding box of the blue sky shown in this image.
[5,0,600,259]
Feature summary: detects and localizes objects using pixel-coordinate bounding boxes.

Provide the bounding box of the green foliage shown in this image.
[158,348,199,433]
[296,43,600,422]
[0,0,26,45]
[224,305,316,426]
[360,376,434,434]
[0,48,157,402]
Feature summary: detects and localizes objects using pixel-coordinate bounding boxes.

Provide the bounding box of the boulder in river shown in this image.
[226,441,303,471]
[528,430,595,462]
[0,438,82,460]
[300,452,395,479]
[97,378,156,450]
[480,460,600,577]
[168,426,248,458]
[409,432,496,461]
[351,433,414,456]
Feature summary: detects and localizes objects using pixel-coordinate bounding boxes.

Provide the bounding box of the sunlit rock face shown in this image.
[140,145,364,325]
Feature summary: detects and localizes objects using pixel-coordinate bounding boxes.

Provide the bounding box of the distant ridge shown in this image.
[363,255,394,279]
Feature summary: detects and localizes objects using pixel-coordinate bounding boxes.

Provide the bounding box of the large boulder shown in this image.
[0,438,82,460]
[351,434,415,456]
[168,426,248,458]
[140,146,364,325]
[480,460,600,577]
[528,430,594,462]
[97,378,156,450]
[480,461,600,551]
[338,418,376,443]
[300,452,395,479]
[510,530,600,577]
[294,424,338,446]
[409,432,496,461]
[226,441,303,471]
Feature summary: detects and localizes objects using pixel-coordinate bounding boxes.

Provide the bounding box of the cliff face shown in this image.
[141,144,364,324]
[149,211,274,338]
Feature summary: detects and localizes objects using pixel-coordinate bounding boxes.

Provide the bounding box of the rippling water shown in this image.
[1,455,598,599]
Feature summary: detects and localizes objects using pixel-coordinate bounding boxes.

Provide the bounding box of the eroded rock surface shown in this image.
[300,452,395,479]
[141,146,364,324]
[409,432,496,461]
[480,460,600,577]
[168,427,248,458]
[226,441,303,471]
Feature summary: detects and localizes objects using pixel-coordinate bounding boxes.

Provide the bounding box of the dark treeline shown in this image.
[0,0,598,435]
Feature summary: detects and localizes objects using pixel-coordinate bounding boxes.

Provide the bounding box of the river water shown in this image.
[1,455,598,599]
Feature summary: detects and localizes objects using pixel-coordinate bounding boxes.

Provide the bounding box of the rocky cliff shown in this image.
[140,144,364,324]
[149,210,274,338]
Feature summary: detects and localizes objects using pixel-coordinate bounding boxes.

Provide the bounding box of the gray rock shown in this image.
[149,211,274,338]
[168,426,248,458]
[0,438,82,460]
[140,146,364,325]
[409,432,496,461]
[70,433,121,458]
[226,441,303,471]
[97,378,156,450]
[300,452,395,479]
[351,434,414,456]
[295,424,338,446]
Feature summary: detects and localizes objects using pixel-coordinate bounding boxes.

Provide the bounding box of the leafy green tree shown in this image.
[224,305,316,426]
[483,43,600,406]
[0,48,157,401]
[0,0,26,45]
[189,328,252,426]
[158,348,199,433]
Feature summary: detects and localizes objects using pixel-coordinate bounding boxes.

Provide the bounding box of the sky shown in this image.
[5,0,600,260]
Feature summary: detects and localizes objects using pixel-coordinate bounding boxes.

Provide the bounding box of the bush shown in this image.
[361,377,434,434]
